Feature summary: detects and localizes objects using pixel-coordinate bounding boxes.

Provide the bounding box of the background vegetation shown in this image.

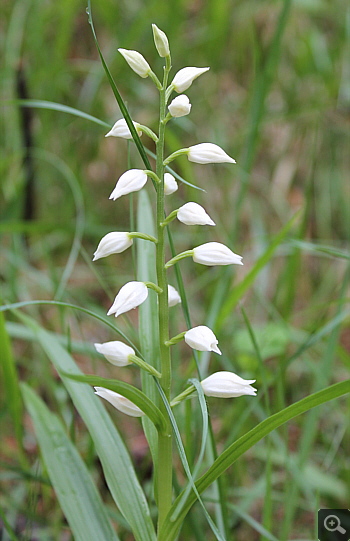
[1,0,349,539]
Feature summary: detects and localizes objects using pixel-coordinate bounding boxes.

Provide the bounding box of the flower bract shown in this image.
[93,232,133,261]
[193,242,243,266]
[107,281,148,318]
[94,387,145,417]
[94,341,134,367]
[184,325,221,354]
[109,169,148,200]
[201,372,257,398]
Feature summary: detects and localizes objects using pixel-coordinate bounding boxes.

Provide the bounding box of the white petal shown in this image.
[187,143,236,164]
[201,372,257,398]
[164,173,178,195]
[177,202,215,226]
[118,48,151,78]
[172,67,210,93]
[94,387,145,417]
[107,281,148,318]
[152,24,170,57]
[94,341,134,367]
[193,242,243,266]
[168,95,191,118]
[93,232,133,261]
[109,169,148,200]
[184,325,221,354]
[105,118,142,139]
[168,285,181,307]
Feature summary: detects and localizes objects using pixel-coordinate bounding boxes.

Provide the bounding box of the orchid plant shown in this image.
[88,22,256,539]
[13,8,350,541]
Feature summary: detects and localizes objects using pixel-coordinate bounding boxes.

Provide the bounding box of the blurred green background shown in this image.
[1,0,349,539]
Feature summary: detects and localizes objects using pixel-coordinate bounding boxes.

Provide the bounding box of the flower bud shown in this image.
[172,67,210,93]
[94,341,134,367]
[193,242,243,266]
[168,95,191,118]
[177,202,215,226]
[107,281,148,318]
[184,326,221,354]
[93,232,133,261]
[118,48,151,78]
[201,372,257,398]
[187,143,236,164]
[94,387,145,417]
[152,24,170,57]
[168,285,181,307]
[109,169,148,200]
[105,119,142,139]
[164,173,178,195]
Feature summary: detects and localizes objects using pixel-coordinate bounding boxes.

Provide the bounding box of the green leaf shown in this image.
[19,314,156,541]
[62,373,166,433]
[0,292,23,448]
[160,379,350,541]
[21,383,120,541]
[137,190,160,480]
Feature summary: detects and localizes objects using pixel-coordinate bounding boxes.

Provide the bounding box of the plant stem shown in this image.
[156,54,173,535]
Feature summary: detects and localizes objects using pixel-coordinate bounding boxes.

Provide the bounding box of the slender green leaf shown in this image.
[160,379,350,541]
[63,373,166,433]
[155,381,226,541]
[18,314,156,541]
[137,190,160,479]
[21,384,120,541]
[0,292,23,448]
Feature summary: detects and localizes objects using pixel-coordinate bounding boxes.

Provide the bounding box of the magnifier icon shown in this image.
[324,515,346,534]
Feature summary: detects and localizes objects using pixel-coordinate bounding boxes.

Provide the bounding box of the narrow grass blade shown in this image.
[155,381,226,541]
[217,211,300,329]
[137,190,160,479]
[171,378,209,520]
[12,99,110,128]
[86,0,151,172]
[62,373,166,433]
[0,293,23,448]
[21,383,120,541]
[18,314,156,541]
[160,379,350,541]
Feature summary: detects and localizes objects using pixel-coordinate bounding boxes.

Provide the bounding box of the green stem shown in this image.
[165,250,194,269]
[144,281,163,294]
[165,331,186,348]
[144,170,161,184]
[161,209,178,227]
[128,232,158,243]
[128,354,162,378]
[163,148,188,166]
[156,54,173,535]
[171,385,196,407]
